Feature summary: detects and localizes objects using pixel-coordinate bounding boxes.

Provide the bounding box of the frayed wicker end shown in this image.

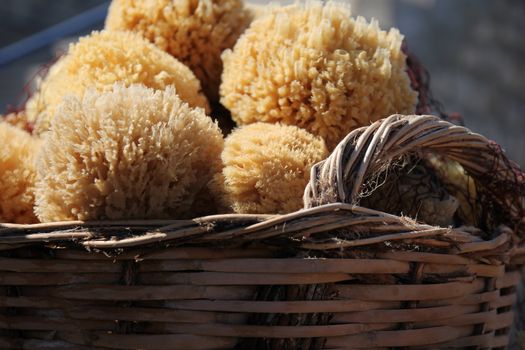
[0,115,523,349]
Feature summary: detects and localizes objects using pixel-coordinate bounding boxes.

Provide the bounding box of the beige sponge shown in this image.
[0,122,41,224]
[26,30,209,134]
[215,122,328,214]
[35,84,223,222]
[220,1,417,149]
[105,0,252,102]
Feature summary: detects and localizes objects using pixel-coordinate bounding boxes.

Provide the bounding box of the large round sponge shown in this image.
[0,122,41,224]
[105,0,252,102]
[216,122,328,214]
[35,84,223,222]
[26,30,209,134]
[220,1,417,149]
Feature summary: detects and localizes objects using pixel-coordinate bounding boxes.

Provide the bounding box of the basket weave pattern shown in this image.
[0,115,523,349]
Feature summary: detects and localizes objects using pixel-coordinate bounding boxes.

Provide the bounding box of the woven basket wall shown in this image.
[1,115,523,349]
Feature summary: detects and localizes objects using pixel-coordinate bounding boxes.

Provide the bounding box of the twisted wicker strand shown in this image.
[304,115,495,208]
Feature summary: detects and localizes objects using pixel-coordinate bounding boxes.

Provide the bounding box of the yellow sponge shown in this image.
[35,84,223,222]
[215,122,328,214]
[105,0,252,102]
[26,30,209,134]
[220,1,417,149]
[0,122,41,223]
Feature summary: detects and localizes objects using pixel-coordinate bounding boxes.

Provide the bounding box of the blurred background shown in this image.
[0,0,524,166]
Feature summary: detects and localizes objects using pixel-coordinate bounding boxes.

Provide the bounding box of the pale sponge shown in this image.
[26,30,209,134]
[105,0,252,101]
[220,1,417,149]
[35,84,223,222]
[216,122,328,214]
[0,122,41,224]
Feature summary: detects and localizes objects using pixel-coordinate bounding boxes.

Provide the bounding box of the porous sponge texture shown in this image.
[216,122,328,214]
[220,1,417,149]
[105,0,252,102]
[26,30,209,134]
[0,123,41,224]
[35,84,223,222]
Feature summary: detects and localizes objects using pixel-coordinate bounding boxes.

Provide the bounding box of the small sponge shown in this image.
[0,122,41,224]
[105,0,252,102]
[26,30,209,134]
[216,122,328,214]
[35,84,223,222]
[220,1,417,149]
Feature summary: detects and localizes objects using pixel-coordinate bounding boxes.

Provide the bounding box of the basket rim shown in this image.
[0,202,519,264]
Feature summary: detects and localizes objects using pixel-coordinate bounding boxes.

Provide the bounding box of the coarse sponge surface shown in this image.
[215,122,328,214]
[220,1,417,149]
[35,84,223,222]
[0,122,41,224]
[27,30,209,134]
[105,0,252,101]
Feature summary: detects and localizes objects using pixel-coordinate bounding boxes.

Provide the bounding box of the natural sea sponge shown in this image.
[26,30,209,134]
[0,122,41,224]
[215,122,328,214]
[4,111,34,134]
[35,84,223,222]
[220,1,417,149]
[105,0,252,102]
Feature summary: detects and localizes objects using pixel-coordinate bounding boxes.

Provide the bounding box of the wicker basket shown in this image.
[1,115,523,349]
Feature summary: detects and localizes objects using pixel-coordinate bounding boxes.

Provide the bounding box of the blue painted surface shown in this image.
[0,2,108,67]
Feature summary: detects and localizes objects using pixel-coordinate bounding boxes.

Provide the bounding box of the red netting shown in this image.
[2,53,65,134]
[477,141,525,238]
[402,42,525,240]
[403,41,464,126]
[5,53,63,115]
